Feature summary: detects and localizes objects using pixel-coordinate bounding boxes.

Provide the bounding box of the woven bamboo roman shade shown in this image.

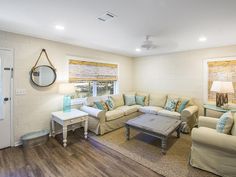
[69,59,118,82]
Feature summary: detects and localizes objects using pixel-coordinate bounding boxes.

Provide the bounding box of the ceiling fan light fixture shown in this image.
[140,35,157,50]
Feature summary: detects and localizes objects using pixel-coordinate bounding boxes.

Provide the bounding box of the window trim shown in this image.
[203,56,236,103]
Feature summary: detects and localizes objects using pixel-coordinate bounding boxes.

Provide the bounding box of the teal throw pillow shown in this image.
[94,101,109,111]
[177,99,189,113]
[124,95,136,106]
[105,99,114,111]
[164,98,178,112]
[216,111,233,134]
[135,96,145,106]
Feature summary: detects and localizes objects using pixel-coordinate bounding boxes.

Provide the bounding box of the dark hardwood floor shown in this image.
[0,130,163,177]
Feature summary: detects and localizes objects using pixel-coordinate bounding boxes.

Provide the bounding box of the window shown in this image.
[69,59,118,98]
[73,81,117,98]
[97,81,115,96]
[205,58,236,103]
[74,81,93,98]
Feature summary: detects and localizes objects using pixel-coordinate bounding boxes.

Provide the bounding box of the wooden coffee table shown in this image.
[125,114,182,154]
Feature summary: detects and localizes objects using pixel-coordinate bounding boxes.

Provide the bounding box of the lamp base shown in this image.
[216,93,228,107]
[63,95,71,112]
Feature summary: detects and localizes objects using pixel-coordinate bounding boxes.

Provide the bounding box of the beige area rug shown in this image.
[90,128,218,177]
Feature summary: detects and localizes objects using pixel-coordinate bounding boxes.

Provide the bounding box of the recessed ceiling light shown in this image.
[55,25,65,30]
[199,36,207,42]
[136,48,141,52]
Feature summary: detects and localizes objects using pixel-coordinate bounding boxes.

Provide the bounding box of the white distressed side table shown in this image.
[51,109,88,147]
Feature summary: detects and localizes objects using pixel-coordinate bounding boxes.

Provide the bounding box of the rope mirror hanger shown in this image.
[30,49,57,87]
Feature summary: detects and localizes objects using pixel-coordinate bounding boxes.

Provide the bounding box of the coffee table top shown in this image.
[126,114,182,136]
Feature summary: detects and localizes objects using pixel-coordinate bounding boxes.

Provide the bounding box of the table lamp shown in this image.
[59,83,75,112]
[210,81,234,107]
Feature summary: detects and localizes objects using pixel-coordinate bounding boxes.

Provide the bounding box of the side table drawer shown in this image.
[65,116,88,125]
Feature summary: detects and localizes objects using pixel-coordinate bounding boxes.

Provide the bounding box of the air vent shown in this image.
[97,11,117,22]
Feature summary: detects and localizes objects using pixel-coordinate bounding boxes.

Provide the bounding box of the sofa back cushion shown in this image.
[109,94,124,108]
[231,113,236,136]
[85,95,109,106]
[149,93,167,107]
[216,111,234,134]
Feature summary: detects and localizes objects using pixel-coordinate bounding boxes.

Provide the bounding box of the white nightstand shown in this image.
[51,109,88,147]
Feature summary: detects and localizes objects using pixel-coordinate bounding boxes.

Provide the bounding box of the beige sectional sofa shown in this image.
[80,92,198,135]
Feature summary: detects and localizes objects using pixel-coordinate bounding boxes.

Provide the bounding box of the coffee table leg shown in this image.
[126,125,130,140]
[161,138,167,155]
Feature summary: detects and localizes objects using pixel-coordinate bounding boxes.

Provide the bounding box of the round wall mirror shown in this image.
[30,65,57,87]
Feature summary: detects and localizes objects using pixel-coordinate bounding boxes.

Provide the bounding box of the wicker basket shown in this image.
[21,129,49,148]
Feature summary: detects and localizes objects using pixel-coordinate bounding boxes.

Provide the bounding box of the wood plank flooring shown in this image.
[0,130,163,177]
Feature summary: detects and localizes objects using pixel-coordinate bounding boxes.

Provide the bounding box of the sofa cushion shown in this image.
[135,96,145,106]
[124,95,136,106]
[216,111,233,134]
[130,104,142,109]
[164,98,178,111]
[149,94,167,107]
[109,94,124,108]
[158,109,181,119]
[136,92,149,106]
[116,105,138,115]
[105,110,124,121]
[139,106,163,114]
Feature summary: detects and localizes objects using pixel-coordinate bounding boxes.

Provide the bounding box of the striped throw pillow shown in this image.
[94,101,109,111]
[216,111,234,134]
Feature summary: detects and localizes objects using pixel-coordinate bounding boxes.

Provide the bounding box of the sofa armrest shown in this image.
[181,105,198,117]
[198,116,218,129]
[80,105,106,123]
[192,127,236,153]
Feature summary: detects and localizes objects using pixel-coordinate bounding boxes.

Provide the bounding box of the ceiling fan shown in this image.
[141,35,158,50]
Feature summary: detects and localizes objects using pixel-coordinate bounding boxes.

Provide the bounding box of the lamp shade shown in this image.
[211,81,234,93]
[58,83,75,95]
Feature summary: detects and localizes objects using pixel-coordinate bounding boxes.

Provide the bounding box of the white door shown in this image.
[0,49,13,149]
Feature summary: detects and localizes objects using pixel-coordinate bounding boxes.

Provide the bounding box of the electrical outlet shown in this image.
[15,89,27,95]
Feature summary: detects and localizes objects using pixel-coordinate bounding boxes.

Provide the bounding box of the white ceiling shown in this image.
[0,0,236,57]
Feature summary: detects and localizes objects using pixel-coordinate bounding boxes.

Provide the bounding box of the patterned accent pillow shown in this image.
[124,95,136,106]
[105,99,114,111]
[176,99,189,113]
[135,96,145,106]
[216,111,234,134]
[164,98,178,112]
[94,101,109,111]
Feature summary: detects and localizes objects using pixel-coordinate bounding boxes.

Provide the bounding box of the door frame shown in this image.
[0,47,14,147]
